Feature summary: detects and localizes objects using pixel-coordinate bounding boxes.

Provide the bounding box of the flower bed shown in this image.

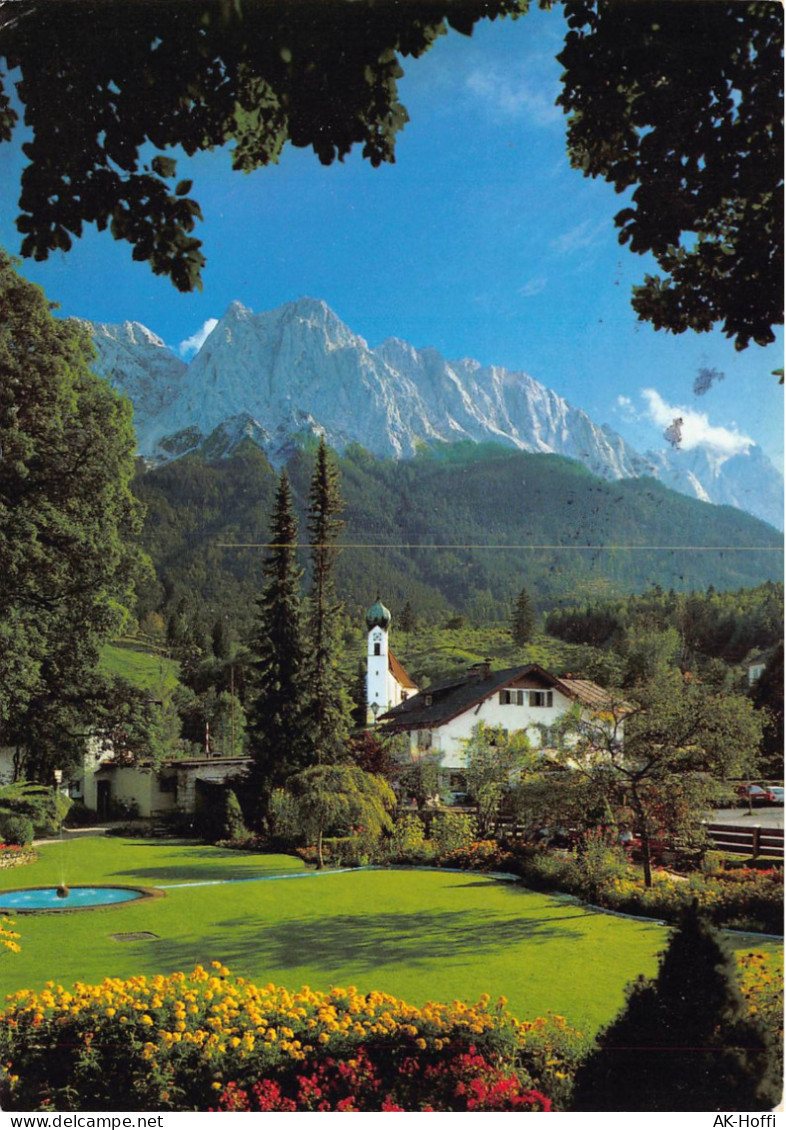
[0,965,585,1111]
[214,1044,552,1111]
[0,845,37,870]
[420,840,783,935]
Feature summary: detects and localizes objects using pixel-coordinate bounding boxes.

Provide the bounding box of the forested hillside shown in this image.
[546,583,784,664]
[131,442,783,637]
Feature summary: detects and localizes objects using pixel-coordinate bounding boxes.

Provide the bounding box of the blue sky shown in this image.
[0,6,782,470]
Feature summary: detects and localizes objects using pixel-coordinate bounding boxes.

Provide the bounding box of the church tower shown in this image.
[365,597,392,723]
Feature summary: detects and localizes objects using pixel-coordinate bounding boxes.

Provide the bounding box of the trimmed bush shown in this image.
[0,814,34,847]
[221,789,248,842]
[571,905,781,1112]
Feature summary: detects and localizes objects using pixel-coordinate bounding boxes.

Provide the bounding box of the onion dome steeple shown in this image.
[365,597,391,632]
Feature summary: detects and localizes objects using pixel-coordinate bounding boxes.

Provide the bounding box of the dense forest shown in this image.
[131,441,783,639]
[546,583,784,665]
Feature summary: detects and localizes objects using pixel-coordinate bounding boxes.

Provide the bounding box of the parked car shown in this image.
[767,786,784,806]
[736,784,776,806]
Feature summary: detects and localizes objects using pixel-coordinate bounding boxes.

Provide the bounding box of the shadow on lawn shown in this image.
[105,845,303,885]
[143,904,589,977]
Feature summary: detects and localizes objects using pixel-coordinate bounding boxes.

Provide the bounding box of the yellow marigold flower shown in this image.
[318,1032,330,1044]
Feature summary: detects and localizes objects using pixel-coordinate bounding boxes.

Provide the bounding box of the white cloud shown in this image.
[179,318,219,359]
[615,395,639,423]
[466,69,561,127]
[550,218,607,256]
[517,277,547,299]
[641,388,754,457]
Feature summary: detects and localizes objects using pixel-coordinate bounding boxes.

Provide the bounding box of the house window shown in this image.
[401,691,409,701]
[417,730,433,749]
[499,689,525,705]
[158,776,176,793]
[529,691,553,708]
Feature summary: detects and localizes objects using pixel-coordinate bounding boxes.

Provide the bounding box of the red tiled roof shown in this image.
[389,650,418,690]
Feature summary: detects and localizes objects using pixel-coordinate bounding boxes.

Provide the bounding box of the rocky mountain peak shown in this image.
[82,300,784,530]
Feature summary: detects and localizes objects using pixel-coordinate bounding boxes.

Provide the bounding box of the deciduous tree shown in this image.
[0,0,525,290]
[521,669,762,886]
[461,722,533,836]
[0,252,146,780]
[557,0,783,349]
[286,765,396,869]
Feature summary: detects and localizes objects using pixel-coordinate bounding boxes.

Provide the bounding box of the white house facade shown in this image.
[83,756,251,820]
[745,650,770,687]
[379,661,622,794]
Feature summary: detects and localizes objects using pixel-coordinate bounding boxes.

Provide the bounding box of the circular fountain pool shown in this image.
[0,886,163,913]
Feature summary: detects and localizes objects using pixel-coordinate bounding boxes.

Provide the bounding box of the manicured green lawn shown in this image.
[0,837,779,1037]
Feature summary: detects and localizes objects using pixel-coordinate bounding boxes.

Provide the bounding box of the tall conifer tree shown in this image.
[246,471,306,800]
[304,439,353,763]
[511,586,535,647]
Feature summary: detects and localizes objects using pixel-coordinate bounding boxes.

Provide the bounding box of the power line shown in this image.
[217,542,783,551]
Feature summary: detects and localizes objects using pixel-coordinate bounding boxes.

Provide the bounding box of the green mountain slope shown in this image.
[132,442,783,634]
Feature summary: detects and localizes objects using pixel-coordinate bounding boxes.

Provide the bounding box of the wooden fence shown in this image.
[704,822,784,860]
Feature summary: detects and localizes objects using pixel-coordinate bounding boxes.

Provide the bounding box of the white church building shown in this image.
[365,598,418,723]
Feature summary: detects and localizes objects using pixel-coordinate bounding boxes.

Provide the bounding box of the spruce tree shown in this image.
[511,586,535,647]
[246,471,307,803]
[571,902,781,1112]
[304,439,353,764]
[400,600,417,633]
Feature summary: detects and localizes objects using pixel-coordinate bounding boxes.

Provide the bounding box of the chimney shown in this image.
[468,659,492,680]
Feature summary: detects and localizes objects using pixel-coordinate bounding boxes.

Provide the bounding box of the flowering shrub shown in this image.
[465,842,783,934]
[434,840,516,873]
[0,965,583,1111]
[214,1044,552,1111]
[296,831,388,868]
